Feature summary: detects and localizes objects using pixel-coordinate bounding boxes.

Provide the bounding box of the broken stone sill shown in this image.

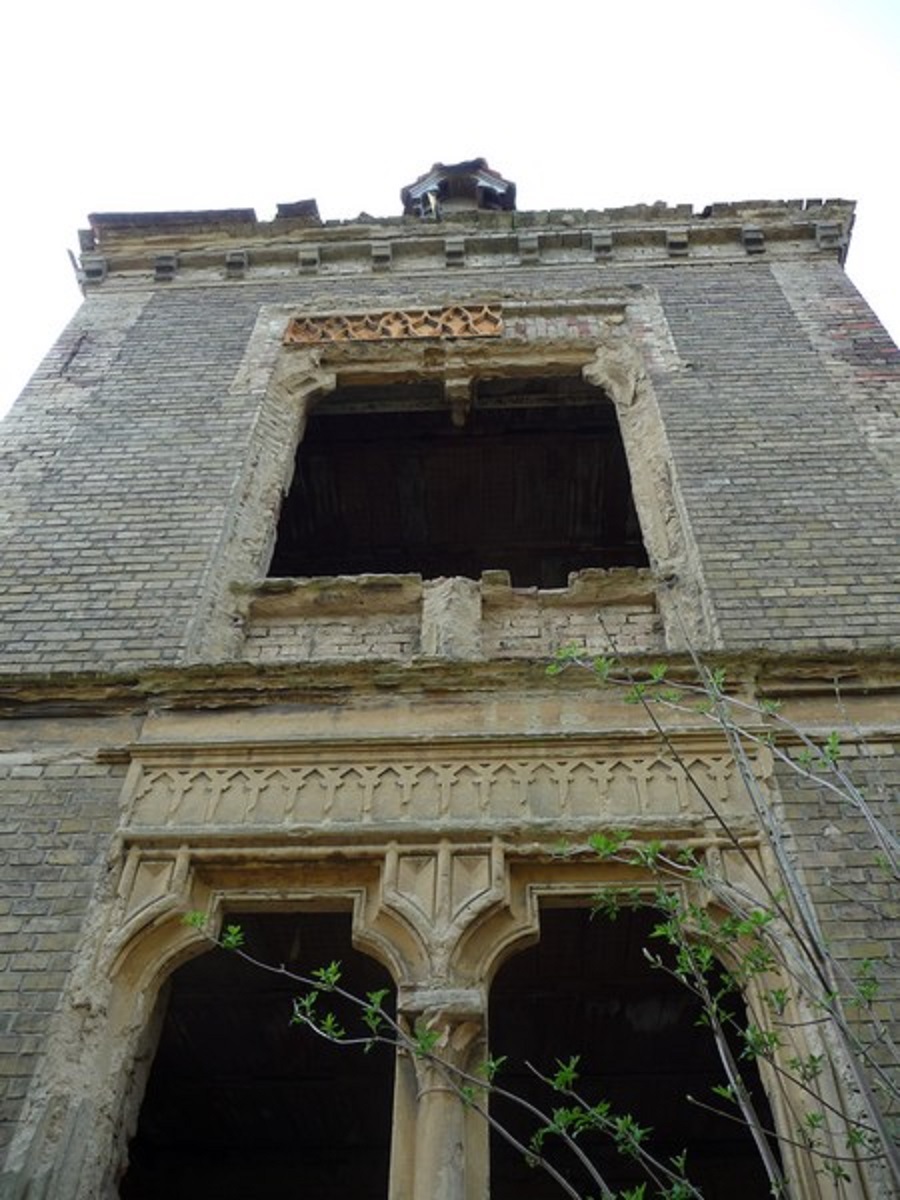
[245,567,657,620]
[481,567,656,609]
[247,573,423,619]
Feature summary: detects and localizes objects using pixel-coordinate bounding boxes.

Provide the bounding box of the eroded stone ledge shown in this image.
[241,568,661,665]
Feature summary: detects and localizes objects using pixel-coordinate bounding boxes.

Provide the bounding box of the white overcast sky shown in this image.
[1,0,897,419]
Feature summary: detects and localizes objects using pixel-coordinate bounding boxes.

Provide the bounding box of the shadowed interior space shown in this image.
[120,912,395,1200]
[270,376,647,588]
[489,905,778,1198]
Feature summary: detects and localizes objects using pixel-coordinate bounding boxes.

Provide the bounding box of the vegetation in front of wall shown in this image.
[180,641,898,1199]
[545,641,898,1196]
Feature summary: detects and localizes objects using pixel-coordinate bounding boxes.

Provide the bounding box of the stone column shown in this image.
[398,987,487,1200]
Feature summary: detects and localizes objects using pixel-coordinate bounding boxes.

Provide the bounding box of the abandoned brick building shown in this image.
[0,160,897,1199]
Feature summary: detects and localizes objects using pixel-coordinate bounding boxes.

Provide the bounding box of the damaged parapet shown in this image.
[241,568,661,665]
[77,179,855,287]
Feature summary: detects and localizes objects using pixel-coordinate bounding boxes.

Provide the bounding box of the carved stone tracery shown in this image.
[283,304,503,344]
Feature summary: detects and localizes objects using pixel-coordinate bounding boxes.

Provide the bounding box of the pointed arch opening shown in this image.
[119,910,395,1200]
[489,904,778,1198]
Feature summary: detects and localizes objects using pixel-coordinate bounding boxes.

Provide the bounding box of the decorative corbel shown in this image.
[444,376,473,427]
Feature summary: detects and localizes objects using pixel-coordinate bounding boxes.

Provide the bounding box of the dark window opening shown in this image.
[120,912,395,1200]
[269,376,647,588]
[489,906,779,1199]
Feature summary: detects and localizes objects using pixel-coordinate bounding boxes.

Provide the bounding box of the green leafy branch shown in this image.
[549,634,899,1188]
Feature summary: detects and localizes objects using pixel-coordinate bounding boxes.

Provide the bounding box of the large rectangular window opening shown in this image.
[270,374,647,589]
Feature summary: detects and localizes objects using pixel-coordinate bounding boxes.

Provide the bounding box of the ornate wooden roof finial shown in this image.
[401,159,517,218]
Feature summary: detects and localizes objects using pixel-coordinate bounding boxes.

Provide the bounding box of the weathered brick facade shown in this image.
[0,165,897,1199]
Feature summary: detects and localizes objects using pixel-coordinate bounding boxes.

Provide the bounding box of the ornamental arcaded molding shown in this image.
[283,304,503,344]
[120,745,769,836]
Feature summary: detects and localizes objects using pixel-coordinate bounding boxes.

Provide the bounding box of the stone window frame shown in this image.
[270,331,643,584]
[204,300,713,663]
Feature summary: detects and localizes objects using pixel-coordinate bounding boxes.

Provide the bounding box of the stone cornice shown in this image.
[76,198,856,289]
[0,649,897,718]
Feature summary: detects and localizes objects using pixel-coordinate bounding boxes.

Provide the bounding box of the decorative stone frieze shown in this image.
[119,735,770,839]
[283,304,503,345]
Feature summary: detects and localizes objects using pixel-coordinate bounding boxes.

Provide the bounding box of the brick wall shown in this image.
[775,742,899,1127]
[1,259,896,671]
[482,599,660,659]
[244,612,421,663]
[0,727,128,1159]
[772,260,900,470]
[627,262,899,651]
